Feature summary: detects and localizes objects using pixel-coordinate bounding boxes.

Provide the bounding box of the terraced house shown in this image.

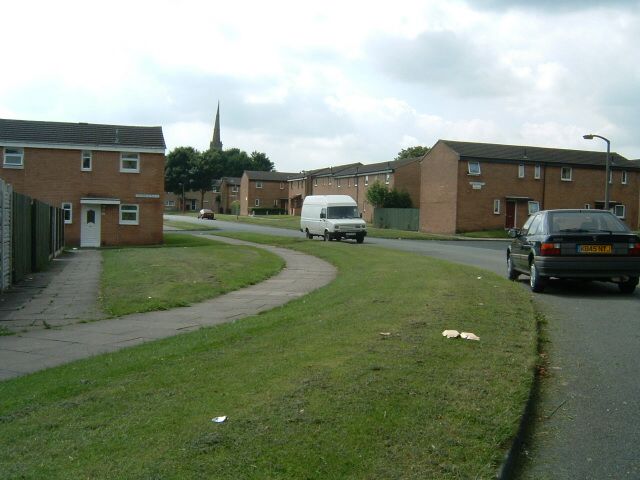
[0,118,166,247]
[420,140,640,234]
[240,170,295,215]
[287,158,421,222]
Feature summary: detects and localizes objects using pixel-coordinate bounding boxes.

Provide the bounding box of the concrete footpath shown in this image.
[0,235,336,381]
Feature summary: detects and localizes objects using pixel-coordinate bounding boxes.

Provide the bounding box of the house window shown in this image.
[354,177,358,187]
[165,200,175,207]
[337,178,341,188]
[314,178,318,187]
[534,164,541,179]
[518,164,525,178]
[561,167,572,181]
[119,204,139,225]
[614,204,625,218]
[3,147,24,168]
[81,151,92,171]
[493,199,500,215]
[231,185,239,193]
[255,198,260,207]
[528,201,540,215]
[584,203,591,209]
[329,178,332,186]
[365,175,369,186]
[467,161,481,175]
[280,182,284,189]
[62,202,73,224]
[385,173,390,185]
[608,170,613,184]
[621,170,628,185]
[256,181,263,189]
[120,153,140,173]
[274,199,278,206]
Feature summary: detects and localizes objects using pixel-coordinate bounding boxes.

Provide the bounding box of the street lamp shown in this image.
[583,134,611,210]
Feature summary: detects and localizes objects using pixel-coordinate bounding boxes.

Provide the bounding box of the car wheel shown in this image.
[324,231,330,242]
[618,276,638,294]
[507,255,519,280]
[529,261,547,293]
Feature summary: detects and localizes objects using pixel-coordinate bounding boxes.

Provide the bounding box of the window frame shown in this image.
[493,199,501,215]
[518,164,525,178]
[254,198,260,207]
[3,147,24,168]
[364,175,369,186]
[584,203,591,209]
[534,164,541,180]
[467,161,481,176]
[560,167,572,182]
[273,199,278,207]
[608,170,613,184]
[81,150,92,171]
[165,200,175,207]
[337,178,341,188]
[621,170,628,185]
[256,181,263,189]
[120,152,140,173]
[314,178,318,187]
[62,202,73,224]
[614,204,625,219]
[119,204,139,225]
[528,201,540,215]
[280,182,284,190]
[385,173,390,185]
[231,185,239,193]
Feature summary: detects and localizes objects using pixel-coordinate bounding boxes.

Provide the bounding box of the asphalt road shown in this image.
[165,215,640,479]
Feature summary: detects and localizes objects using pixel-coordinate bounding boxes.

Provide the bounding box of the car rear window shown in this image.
[548,211,629,233]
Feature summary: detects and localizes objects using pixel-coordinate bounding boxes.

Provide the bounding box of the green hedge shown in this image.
[250,207,287,216]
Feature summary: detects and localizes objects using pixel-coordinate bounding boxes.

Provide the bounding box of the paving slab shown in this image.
[0,234,336,381]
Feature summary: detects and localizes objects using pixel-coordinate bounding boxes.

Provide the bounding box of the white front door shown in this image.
[80,205,101,247]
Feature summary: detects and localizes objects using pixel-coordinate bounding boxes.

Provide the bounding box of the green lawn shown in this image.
[100,233,284,316]
[0,234,537,479]
[163,218,219,231]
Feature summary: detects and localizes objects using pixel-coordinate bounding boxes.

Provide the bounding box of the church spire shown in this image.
[210,101,222,151]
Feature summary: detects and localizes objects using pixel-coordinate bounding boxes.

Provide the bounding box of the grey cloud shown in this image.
[367,31,522,98]
[471,0,639,12]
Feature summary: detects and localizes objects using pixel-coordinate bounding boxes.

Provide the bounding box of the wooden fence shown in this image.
[0,178,64,289]
[373,208,420,231]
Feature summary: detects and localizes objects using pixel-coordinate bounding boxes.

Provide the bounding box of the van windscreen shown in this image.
[327,206,359,219]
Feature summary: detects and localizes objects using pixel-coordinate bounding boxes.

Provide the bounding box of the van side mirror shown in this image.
[320,212,326,219]
[359,212,362,218]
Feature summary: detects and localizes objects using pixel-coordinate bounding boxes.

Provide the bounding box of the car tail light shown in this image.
[540,242,561,256]
[628,243,640,256]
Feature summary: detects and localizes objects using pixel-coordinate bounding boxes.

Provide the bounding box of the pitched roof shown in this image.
[221,176,241,184]
[0,118,165,151]
[245,170,297,181]
[335,156,421,177]
[440,140,639,169]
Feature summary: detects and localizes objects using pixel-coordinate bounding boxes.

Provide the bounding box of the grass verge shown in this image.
[1,234,537,479]
[99,233,284,316]
[163,219,219,231]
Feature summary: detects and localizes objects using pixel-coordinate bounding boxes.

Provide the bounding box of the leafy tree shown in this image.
[192,150,225,208]
[165,147,200,210]
[395,146,429,161]
[249,151,274,171]
[366,181,388,208]
[222,148,252,177]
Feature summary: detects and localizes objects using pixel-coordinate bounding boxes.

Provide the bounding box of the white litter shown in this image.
[379,332,391,336]
[442,330,460,338]
[477,276,482,280]
[460,332,480,341]
[211,416,227,423]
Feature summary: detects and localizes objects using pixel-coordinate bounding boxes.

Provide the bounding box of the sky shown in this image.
[1,0,639,172]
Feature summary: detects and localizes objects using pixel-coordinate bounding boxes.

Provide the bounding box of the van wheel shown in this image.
[324,231,331,242]
[306,229,312,239]
[356,234,364,244]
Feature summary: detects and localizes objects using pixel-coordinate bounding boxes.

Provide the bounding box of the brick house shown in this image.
[287,158,421,222]
[164,180,220,213]
[420,140,640,234]
[0,118,166,247]
[240,171,295,215]
[287,163,358,216]
[219,177,241,213]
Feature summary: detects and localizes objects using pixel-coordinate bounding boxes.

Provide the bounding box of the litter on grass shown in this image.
[461,332,480,341]
[379,332,391,336]
[442,330,460,338]
[211,416,227,423]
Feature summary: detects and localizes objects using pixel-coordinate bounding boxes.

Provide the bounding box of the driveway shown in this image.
[165,215,640,479]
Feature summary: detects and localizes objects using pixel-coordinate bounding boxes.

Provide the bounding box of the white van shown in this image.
[300,195,367,243]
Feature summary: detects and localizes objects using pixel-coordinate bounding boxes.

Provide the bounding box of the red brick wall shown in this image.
[419,142,459,234]
[0,147,164,246]
[241,176,290,215]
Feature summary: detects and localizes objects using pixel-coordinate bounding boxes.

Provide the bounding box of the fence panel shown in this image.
[12,192,32,283]
[0,180,12,290]
[373,208,420,231]
[32,200,52,271]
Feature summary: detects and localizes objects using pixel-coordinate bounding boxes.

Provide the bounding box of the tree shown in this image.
[249,151,274,172]
[395,146,430,161]
[165,147,199,211]
[222,148,252,177]
[192,150,225,208]
[366,181,388,208]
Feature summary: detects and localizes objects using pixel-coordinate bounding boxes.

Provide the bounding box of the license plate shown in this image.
[577,244,612,254]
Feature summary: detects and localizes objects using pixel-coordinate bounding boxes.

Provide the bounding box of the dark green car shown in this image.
[507,209,640,293]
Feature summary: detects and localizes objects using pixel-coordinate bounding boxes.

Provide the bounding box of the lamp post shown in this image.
[583,134,611,210]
